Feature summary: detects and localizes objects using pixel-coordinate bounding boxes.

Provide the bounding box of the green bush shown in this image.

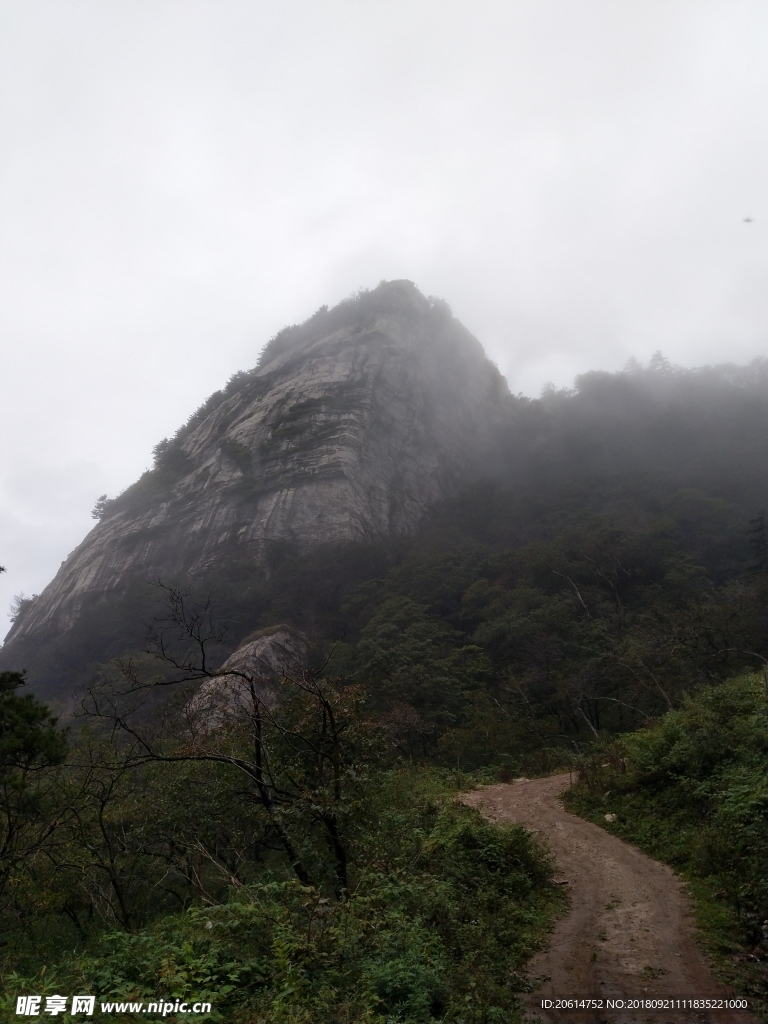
[565,672,768,1006]
[0,792,561,1024]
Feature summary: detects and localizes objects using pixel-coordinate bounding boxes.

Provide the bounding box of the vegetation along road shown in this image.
[463,776,759,1024]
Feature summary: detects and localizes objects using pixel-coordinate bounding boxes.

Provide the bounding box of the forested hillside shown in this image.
[7,351,768,716]
[66,355,768,759]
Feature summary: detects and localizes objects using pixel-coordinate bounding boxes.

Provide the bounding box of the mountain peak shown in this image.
[3,284,510,698]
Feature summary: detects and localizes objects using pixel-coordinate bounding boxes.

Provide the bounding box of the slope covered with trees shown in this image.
[7,350,768,715]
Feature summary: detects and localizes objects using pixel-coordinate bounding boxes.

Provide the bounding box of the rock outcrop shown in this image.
[187,625,308,731]
[2,281,511,697]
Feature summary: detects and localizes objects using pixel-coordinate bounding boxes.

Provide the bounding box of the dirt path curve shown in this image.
[462,776,759,1024]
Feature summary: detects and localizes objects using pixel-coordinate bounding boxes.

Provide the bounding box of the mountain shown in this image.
[1,281,510,701]
[5,278,768,710]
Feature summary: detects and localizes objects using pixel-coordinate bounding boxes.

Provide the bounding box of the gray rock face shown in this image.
[187,626,308,731]
[4,281,510,652]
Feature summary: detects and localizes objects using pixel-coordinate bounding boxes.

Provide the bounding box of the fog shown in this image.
[2,0,768,635]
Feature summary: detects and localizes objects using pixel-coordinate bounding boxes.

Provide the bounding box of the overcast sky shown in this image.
[2,0,768,637]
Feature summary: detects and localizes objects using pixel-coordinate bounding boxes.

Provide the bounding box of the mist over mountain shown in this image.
[3,280,768,711]
[1,281,509,700]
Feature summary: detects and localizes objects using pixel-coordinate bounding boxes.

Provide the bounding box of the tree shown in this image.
[0,671,68,908]
[91,494,113,520]
[82,585,383,898]
[1,671,66,778]
[9,593,37,624]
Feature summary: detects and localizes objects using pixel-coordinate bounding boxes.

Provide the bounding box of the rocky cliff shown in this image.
[2,281,511,695]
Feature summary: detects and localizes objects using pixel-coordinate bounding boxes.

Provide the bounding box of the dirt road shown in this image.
[462,776,759,1024]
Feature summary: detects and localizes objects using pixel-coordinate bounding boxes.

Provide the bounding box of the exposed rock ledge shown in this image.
[187,625,308,731]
